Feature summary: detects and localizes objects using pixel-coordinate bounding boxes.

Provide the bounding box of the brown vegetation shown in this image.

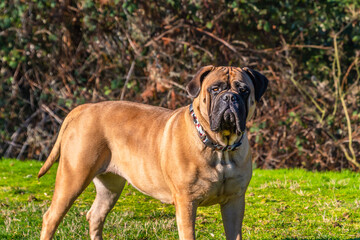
[1,1,359,170]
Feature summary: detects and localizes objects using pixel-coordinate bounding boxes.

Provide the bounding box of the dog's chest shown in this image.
[214,151,239,178]
[197,151,250,206]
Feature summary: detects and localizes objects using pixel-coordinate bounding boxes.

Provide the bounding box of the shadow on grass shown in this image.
[283,238,360,240]
[0,233,24,240]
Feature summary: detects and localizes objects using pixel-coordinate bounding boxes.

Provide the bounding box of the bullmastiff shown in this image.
[38,66,268,240]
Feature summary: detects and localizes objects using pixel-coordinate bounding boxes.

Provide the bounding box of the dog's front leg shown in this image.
[174,196,198,240]
[220,195,245,240]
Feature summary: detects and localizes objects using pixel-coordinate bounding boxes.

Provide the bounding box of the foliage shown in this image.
[1,159,359,239]
[0,0,359,170]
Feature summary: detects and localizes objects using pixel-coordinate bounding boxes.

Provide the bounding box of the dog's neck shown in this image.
[189,103,244,152]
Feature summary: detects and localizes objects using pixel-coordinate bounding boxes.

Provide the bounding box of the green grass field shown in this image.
[0,158,359,239]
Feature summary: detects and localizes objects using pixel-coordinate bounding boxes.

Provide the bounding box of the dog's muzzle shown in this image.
[210,92,246,134]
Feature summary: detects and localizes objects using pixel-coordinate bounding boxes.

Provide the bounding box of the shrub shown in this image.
[1,0,359,170]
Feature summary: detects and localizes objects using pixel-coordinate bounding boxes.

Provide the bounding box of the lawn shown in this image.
[0,158,359,239]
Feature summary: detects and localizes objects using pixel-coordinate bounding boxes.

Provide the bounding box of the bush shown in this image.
[1,0,359,170]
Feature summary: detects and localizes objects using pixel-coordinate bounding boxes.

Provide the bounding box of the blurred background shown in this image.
[0,0,359,170]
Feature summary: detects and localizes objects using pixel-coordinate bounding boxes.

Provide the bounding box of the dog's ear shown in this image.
[186,65,214,98]
[243,67,269,102]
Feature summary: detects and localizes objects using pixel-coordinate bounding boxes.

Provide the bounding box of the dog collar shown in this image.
[189,104,243,152]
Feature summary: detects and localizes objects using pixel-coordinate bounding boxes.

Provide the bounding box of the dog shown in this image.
[38,66,268,240]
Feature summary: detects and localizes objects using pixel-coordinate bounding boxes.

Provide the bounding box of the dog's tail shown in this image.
[37,111,74,179]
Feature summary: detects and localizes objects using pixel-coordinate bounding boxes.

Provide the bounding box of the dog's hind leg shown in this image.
[86,173,126,240]
[40,156,96,240]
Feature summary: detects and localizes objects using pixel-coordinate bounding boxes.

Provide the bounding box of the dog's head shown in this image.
[187,66,268,144]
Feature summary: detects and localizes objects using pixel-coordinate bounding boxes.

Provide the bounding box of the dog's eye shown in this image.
[239,88,249,95]
[212,87,220,92]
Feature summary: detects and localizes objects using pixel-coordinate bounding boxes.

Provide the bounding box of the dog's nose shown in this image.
[221,92,237,103]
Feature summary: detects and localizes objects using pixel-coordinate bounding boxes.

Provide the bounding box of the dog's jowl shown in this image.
[38,66,268,240]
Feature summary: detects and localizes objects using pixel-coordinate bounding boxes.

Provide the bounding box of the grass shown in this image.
[0,158,359,240]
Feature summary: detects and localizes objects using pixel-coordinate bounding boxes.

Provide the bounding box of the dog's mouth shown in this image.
[220,108,237,132]
[209,94,246,135]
